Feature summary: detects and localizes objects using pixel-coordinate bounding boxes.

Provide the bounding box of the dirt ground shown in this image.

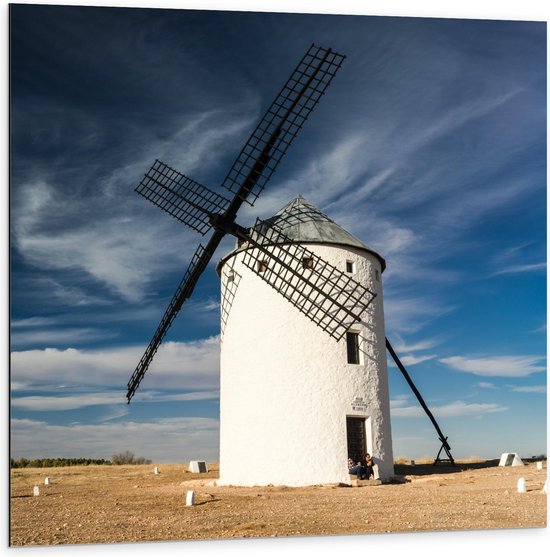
[9,460,547,547]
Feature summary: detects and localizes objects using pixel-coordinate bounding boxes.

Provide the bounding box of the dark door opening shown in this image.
[346,416,367,462]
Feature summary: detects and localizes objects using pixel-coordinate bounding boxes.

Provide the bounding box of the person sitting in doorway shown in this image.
[363,453,374,480]
[348,460,368,479]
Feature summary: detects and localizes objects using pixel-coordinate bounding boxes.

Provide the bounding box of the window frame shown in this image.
[346,330,361,365]
[302,256,315,269]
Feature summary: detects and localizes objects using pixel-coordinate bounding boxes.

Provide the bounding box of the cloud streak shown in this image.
[10,417,220,462]
[440,355,546,378]
[398,354,437,366]
[383,296,455,334]
[11,327,118,348]
[492,262,546,276]
[11,337,221,391]
[11,390,220,412]
[508,385,546,394]
[476,382,498,390]
[11,104,258,304]
[391,399,508,418]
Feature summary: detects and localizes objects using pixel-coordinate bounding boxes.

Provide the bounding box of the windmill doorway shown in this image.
[346,416,369,462]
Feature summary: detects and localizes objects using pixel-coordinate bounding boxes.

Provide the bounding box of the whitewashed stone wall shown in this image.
[218,243,394,486]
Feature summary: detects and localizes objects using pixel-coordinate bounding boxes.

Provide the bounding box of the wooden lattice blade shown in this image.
[241,219,376,341]
[221,44,346,208]
[135,160,230,235]
[127,44,346,400]
[126,234,223,403]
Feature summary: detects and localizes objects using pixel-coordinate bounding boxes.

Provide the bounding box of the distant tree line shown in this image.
[111,451,152,465]
[10,457,111,468]
[11,451,152,469]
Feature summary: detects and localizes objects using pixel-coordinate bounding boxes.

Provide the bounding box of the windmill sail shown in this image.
[241,219,377,341]
[135,159,230,235]
[127,241,214,402]
[127,44,345,402]
[221,44,346,207]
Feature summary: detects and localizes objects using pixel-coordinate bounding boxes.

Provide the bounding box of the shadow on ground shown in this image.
[394,459,502,477]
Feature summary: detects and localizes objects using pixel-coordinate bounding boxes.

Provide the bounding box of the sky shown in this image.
[8,2,547,465]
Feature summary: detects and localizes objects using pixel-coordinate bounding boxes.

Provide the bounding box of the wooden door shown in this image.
[346,416,367,462]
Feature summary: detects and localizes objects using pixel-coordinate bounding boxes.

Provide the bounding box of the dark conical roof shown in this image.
[261,195,368,249]
[217,195,385,273]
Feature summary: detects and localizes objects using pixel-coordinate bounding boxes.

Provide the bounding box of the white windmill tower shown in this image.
[125,44,455,486]
[217,195,394,486]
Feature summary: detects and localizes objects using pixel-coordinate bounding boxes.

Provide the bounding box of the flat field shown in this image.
[9,460,547,547]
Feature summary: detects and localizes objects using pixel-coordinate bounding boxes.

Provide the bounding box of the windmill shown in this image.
[126,44,454,482]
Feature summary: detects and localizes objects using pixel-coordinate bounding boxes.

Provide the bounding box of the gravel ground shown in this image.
[9,460,547,547]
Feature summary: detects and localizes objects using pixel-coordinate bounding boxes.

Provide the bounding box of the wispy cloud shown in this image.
[274,85,525,218]
[11,337,221,391]
[153,109,259,180]
[186,297,221,314]
[508,385,546,394]
[389,395,410,409]
[491,262,546,276]
[11,105,259,304]
[24,277,113,307]
[10,417,220,462]
[11,327,118,348]
[11,390,220,412]
[391,336,441,353]
[12,392,124,412]
[245,78,542,342]
[398,354,437,366]
[384,296,455,334]
[489,242,546,277]
[391,399,508,418]
[440,355,546,377]
[98,405,130,423]
[387,334,441,366]
[11,317,59,328]
[13,190,190,302]
[476,382,498,390]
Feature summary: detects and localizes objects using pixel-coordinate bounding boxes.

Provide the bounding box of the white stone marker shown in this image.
[536,461,543,470]
[189,461,208,473]
[33,486,40,496]
[154,467,159,475]
[517,478,526,493]
[498,453,524,467]
[186,490,195,506]
[542,480,547,494]
[44,477,50,485]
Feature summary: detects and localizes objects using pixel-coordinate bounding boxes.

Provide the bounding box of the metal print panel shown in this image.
[9,2,546,551]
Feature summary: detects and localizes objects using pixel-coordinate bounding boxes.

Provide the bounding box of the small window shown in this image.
[226,271,235,283]
[375,269,380,282]
[346,331,360,364]
[346,260,355,274]
[257,260,268,274]
[302,256,315,269]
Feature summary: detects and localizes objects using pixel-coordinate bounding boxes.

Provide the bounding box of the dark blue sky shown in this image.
[9,4,546,462]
